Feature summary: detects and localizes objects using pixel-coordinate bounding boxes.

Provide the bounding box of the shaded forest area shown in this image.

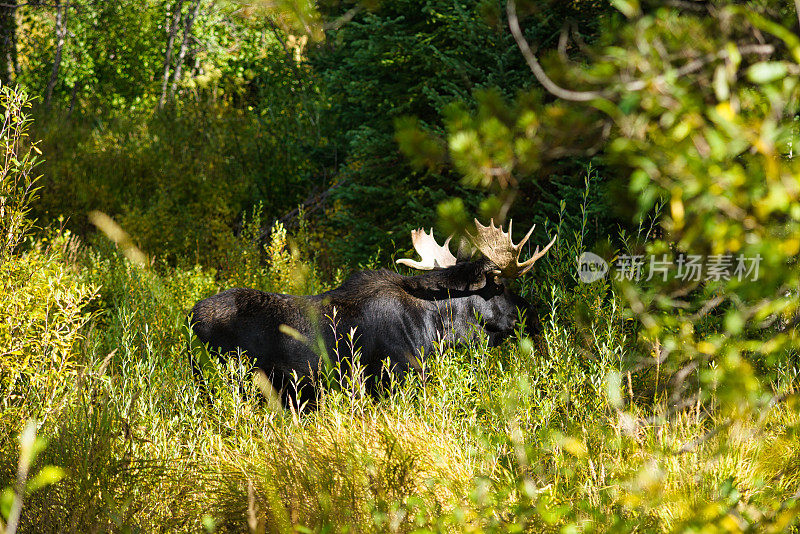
[1,0,612,270]
[3,0,800,532]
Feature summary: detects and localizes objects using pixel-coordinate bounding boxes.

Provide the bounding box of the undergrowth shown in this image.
[1,89,799,533]
[3,222,798,532]
[0,211,797,533]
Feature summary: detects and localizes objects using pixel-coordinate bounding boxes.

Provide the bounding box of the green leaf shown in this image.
[610,0,640,18]
[618,92,640,115]
[26,466,66,492]
[746,62,788,84]
[0,488,13,520]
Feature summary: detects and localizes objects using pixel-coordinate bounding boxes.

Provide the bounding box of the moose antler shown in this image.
[396,228,457,270]
[467,218,556,278]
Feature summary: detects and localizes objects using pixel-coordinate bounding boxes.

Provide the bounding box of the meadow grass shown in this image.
[1,219,799,533]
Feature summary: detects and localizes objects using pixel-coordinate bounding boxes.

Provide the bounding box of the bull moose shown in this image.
[190,219,556,404]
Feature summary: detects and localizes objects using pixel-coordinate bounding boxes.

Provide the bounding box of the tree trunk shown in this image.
[168,0,201,102]
[44,0,70,106]
[0,1,17,86]
[67,79,81,115]
[158,0,184,110]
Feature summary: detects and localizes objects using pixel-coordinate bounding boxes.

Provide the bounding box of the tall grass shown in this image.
[1,99,799,531]
[1,216,797,532]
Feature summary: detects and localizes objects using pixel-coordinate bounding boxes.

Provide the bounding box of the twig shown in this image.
[260,181,344,241]
[323,4,363,31]
[625,44,775,91]
[690,294,725,321]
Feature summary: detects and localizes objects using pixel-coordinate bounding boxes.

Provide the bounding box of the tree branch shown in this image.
[262,181,344,240]
[506,0,603,102]
[323,4,363,31]
[508,0,776,105]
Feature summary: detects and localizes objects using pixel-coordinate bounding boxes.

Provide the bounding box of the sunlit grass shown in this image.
[1,221,799,532]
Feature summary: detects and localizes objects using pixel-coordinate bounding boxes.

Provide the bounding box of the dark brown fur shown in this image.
[190,260,533,404]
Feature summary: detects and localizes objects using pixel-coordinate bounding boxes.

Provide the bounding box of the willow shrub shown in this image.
[0,85,98,427]
[0,87,97,534]
[0,85,40,261]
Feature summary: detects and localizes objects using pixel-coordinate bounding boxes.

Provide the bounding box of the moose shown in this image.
[190,219,556,404]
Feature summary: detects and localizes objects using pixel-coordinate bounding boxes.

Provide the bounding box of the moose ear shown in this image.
[466,277,487,291]
[465,263,500,291]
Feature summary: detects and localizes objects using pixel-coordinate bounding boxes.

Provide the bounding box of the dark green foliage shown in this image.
[30,83,325,269]
[310,0,613,266]
[32,109,275,267]
[15,0,618,271]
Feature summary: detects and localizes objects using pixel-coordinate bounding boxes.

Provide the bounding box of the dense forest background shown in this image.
[2,0,613,269]
[3,0,800,532]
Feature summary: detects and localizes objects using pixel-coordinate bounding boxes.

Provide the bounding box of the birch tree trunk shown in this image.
[168,0,201,102]
[44,0,70,106]
[158,0,184,110]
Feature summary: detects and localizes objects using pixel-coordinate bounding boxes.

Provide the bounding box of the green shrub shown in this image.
[0,232,98,426]
[221,212,326,296]
[31,103,324,270]
[0,85,40,261]
[1,216,798,532]
[0,86,98,426]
